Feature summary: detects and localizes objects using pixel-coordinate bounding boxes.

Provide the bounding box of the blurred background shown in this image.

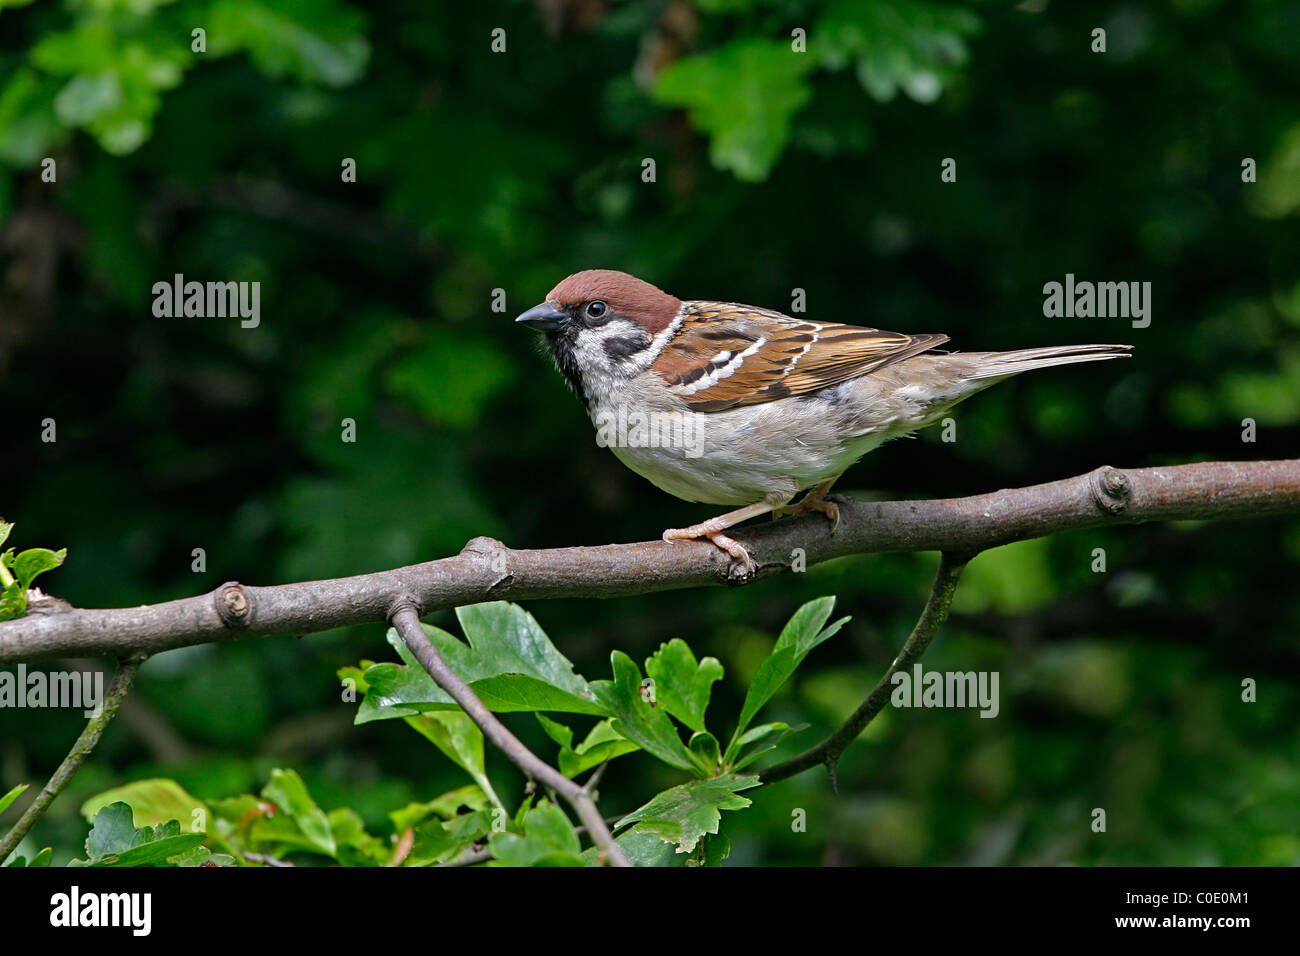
[1,0,1298,865]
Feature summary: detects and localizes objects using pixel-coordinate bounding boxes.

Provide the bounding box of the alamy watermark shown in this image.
[50,886,151,936]
[890,663,999,718]
[1042,274,1151,328]
[152,273,260,328]
[594,407,705,459]
[0,664,103,717]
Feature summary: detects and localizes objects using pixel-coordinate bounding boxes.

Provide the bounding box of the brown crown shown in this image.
[547,270,682,334]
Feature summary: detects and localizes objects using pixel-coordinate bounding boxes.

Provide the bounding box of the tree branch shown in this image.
[0,655,144,863]
[759,551,970,788]
[388,603,630,867]
[1,460,1296,664]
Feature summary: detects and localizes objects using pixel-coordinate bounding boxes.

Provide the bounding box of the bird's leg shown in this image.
[662,493,793,573]
[773,474,845,532]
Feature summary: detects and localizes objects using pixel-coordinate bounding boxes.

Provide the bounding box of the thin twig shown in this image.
[388,827,416,867]
[243,851,295,867]
[760,551,972,788]
[438,846,494,868]
[389,603,632,867]
[582,759,612,794]
[2,460,1296,664]
[0,655,145,863]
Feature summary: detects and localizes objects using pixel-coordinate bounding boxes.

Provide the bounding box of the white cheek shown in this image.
[572,328,611,371]
[574,321,641,365]
[571,320,641,399]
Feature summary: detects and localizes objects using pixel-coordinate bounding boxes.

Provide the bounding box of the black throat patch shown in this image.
[544,330,589,408]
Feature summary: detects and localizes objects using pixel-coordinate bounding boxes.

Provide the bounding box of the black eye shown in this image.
[584,300,608,321]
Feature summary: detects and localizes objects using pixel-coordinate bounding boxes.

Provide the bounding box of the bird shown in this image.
[516,269,1131,572]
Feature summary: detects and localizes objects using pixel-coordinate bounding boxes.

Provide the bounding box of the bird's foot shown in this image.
[662,525,756,576]
[774,493,841,533]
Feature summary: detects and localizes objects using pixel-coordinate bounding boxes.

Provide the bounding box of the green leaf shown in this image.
[81,778,208,830]
[580,827,687,868]
[1250,121,1300,219]
[408,810,494,866]
[488,801,585,867]
[730,597,848,748]
[816,0,980,103]
[616,774,760,854]
[102,833,206,867]
[54,73,122,126]
[253,768,336,857]
[536,715,641,778]
[209,0,371,88]
[0,581,24,620]
[11,547,66,590]
[644,639,723,733]
[0,524,66,620]
[5,846,53,867]
[455,602,596,698]
[85,802,137,859]
[169,845,235,867]
[655,38,816,182]
[389,785,488,833]
[31,24,116,75]
[208,794,265,827]
[701,832,731,866]
[590,652,701,773]
[403,711,504,811]
[536,712,575,750]
[0,782,27,816]
[27,19,193,156]
[688,731,722,773]
[75,802,204,867]
[327,807,389,865]
[731,722,793,770]
[357,603,607,720]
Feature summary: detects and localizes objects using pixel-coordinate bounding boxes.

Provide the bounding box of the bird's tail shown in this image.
[960,343,1132,380]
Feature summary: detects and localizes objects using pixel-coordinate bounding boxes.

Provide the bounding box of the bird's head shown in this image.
[516,269,682,405]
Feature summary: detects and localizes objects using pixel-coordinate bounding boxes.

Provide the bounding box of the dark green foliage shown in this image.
[1,0,1297,865]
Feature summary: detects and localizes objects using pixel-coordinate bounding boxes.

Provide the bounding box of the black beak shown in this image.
[515,301,568,332]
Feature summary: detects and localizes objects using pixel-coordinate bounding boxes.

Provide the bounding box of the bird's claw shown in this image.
[774,495,841,533]
[662,527,756,576]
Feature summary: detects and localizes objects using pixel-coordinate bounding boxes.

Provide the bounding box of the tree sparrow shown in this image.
[517,270,1130,572]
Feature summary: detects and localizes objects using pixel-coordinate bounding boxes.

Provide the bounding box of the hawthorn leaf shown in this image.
[403,710,504,810]
[357,603,606,720]
[644,638,723,733]
[0,783,28,816]
[732,596,848,743]
[616,774,760,854]
[590,651,700,773]
[536,714,640,778]
[488,801,585,867]
[655,38,816,182]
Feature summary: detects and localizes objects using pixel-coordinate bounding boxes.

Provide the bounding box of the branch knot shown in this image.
[460,536,506,558]
[1090,466,1131,514]
[214,582,253,629]
[461,535,512,593]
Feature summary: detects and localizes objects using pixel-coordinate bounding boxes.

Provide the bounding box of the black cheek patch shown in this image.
[603,334,650,363]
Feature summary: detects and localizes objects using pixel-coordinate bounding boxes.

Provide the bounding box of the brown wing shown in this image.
[651,301,949,412]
